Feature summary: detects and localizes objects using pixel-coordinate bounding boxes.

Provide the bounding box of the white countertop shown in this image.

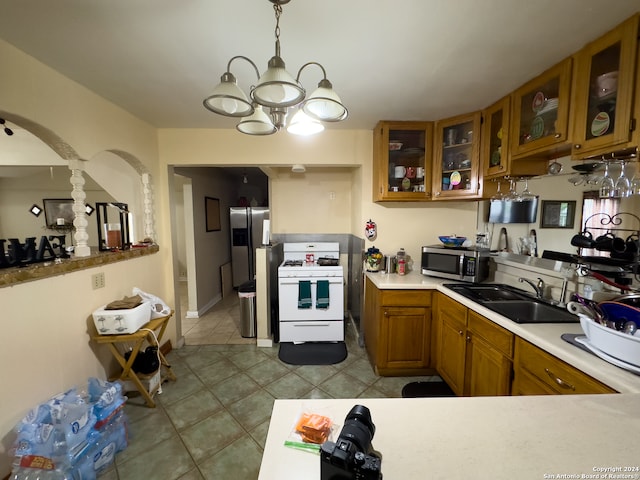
[365,271,640,393]
[259,396,640,480]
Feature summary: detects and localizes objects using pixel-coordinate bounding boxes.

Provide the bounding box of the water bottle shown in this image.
[397,248,406,275]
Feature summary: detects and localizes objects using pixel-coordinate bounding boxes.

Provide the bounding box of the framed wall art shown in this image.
[205,196,221,232]
[43,198,75,228]
[540,200,576,229]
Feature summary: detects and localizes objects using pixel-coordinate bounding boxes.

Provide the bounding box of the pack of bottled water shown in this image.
[10,378,129,480]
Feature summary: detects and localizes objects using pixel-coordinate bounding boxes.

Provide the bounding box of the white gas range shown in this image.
[277,242,344,343]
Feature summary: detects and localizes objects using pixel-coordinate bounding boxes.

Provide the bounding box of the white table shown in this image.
[259,395,640,479]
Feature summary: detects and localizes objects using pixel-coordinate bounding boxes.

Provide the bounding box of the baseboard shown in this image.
[185,293,223,319]
[257,338,273,348]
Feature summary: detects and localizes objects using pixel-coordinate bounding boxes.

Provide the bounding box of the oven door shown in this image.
[278,275,344,322]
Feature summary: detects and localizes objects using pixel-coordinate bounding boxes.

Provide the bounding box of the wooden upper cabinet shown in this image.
[570,14,640,159]
[510,58,573,159]
[373,121,433,202]
[482,96,548,181]
[432,112,482,200]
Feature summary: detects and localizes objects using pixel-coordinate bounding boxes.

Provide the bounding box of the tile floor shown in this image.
[181,284,255,346]
[97,299,439,479]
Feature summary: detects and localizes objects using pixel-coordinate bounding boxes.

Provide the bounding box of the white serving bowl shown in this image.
[579,314,640,367]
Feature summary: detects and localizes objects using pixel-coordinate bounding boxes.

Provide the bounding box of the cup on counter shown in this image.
[394,165,406,178]
[384,255,397,274]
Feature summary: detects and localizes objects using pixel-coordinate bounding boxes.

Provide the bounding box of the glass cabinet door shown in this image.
[571,15,639,158]
[510,58,572,158]
[373,121,433,202]
[483,97,510,179]
[433,112,481,199]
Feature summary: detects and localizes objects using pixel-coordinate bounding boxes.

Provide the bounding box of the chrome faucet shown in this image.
[518,277,545,299]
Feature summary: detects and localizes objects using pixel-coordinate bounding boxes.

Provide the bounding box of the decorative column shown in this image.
[68,159,91,257]
[141,172,156,243]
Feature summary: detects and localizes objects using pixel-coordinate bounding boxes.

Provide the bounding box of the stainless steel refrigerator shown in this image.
[230,206,270,288]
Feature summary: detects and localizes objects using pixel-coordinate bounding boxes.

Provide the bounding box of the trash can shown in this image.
[238,280,257,338]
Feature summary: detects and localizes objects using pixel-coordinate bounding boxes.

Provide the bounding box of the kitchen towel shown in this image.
[298,281,312,309]
[316,280,330,309]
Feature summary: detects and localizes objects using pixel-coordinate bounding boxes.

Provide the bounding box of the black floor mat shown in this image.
[401,381,456,398]
[278,342,347,365]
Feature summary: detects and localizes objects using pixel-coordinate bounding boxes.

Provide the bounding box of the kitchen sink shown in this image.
[479,300,578,324]
[445,284,533,302]
[444,284,579,324]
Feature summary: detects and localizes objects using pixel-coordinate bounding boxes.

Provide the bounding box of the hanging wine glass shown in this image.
[518,177,536,201]
[505,178,520,201]
[599,162,614,198]
[614,160,630,198]
[630,161,640,195]
[491,179,506,200]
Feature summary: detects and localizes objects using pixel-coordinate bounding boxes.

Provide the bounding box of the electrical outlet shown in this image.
[92,272,105,289]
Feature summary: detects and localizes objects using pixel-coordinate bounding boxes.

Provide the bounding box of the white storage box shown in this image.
[120,369,161,395]
[579,315,640,367]
[93,301,151,335]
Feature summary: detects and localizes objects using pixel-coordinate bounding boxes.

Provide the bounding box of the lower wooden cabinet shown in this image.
[435,293,467,394]
[512,338,616,395]
[435,293,513,396]
[367,287,618,395]
[465,311,514,396]
[363,278,433,376]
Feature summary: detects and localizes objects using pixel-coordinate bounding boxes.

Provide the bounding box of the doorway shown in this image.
[171,166,269,345]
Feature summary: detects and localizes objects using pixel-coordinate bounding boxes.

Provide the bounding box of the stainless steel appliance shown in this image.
[230,206,270,288]
[421,245,489,283]
[278,242,344,343]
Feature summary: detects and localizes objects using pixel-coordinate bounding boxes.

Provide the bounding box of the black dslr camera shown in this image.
[320,404,382,480]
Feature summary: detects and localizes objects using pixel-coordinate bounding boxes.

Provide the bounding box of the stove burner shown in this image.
[283,260,304,267]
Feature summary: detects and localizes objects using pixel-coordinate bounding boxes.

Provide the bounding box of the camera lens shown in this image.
[338,405,376,453]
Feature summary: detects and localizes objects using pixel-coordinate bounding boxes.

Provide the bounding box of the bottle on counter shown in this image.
[397,248,406,275]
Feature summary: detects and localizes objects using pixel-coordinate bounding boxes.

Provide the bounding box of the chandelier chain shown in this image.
[274,3,282,48]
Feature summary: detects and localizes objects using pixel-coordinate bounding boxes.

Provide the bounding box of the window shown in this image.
[580,190,620,257]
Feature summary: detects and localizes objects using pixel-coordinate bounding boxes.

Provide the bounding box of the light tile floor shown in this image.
[181,284,255,346]
[98,320,439,479]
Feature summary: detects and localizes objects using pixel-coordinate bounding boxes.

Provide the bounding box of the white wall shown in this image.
[0,39,168,477]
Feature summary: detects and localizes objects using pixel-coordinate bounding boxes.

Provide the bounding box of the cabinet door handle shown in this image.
[466,335,471,342]
[574,144,581,149]
[384,310,388,316]
[554,133,561,139]
[458,330,464,336]
[544,368,575,391]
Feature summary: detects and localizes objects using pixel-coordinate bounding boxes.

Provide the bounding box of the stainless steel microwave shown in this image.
[421,245,489,282]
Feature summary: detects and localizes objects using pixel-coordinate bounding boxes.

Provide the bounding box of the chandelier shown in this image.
[202,0,348,136]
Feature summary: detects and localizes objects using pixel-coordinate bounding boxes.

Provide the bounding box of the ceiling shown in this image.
[0,1,639,132]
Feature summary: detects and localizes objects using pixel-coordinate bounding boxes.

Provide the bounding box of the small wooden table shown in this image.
[92,311,176,407]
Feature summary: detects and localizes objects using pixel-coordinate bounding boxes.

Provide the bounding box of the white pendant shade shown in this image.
[301,82,348,122]
[251,57,305,108]
[236,105,277,135]
[287,109,324,136]
[203,73,254,117]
